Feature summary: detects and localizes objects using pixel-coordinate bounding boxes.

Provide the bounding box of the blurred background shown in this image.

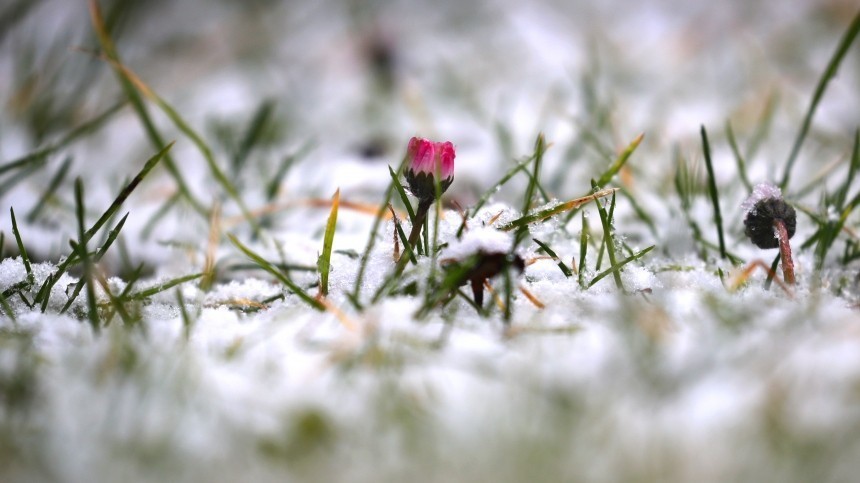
[1,0,858,260]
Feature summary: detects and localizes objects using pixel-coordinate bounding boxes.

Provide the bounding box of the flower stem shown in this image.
[407,198,433,252]
[774,219,796,285]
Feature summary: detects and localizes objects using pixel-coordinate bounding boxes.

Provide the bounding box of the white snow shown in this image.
[1,0,859,482]
[440,226,514,261]
[741,182,783,215]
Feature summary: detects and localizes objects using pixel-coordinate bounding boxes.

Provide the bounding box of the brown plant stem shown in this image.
[774,219,796,285]
[406,198,432,252]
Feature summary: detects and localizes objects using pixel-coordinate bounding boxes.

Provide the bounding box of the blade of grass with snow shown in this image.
[126,273,203,301]
[36,143,172,311]
[498,188,617,232]
[587,245,655,289]
[533,238,573,277]
[228,234,325,311]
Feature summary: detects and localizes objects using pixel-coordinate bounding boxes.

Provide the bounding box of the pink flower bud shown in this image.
[404,136,455,201]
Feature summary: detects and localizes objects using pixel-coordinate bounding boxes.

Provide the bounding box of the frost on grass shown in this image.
[3,0,860,482]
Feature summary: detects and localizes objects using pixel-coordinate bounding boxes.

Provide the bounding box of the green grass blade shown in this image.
[780,9,860,190]
[9,208,33,285]
[745,90,779,162]
[318,189,340,297]
[578,211,589,288]
[471,152,540,217]
[228,234,325,311]
[521,134,546,215]
[701,125,727,261]
[176,289,195,341]
[0,289,15,321]
[89,1,206,216]
[533,238,573,277]
[26,155,72,223]
[618,188,658,238]
[60,213,130,314]
[265,140,313,201]
[593,188,623,290]
[389,205,417,266]
[147,89,262,235]
[587,245,655,289]
[352,152,410,300]
[836,129,860,210]
[126,273,203,301]
[595,133,644,188]
[82,143,173,248]
[36,143,172,309]
[74,179,100,330]
[0,102,121,177]
[725,120,753,192]
[388,165,416,223]
[233,99,275,172]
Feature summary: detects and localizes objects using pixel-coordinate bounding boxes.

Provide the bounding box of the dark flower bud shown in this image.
[744,197,796,249]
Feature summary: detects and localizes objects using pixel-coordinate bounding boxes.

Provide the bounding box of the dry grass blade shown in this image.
[497,188,618,232]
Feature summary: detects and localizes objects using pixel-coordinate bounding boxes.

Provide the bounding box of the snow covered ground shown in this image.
[1,0,860,481]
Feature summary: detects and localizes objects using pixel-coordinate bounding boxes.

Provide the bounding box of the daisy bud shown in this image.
[742,182,797,284]
[742,183,796,249]
[404,136,455,202]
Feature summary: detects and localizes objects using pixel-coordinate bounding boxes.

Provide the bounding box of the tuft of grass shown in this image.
[36,142,171,311]
[800,129,860,271]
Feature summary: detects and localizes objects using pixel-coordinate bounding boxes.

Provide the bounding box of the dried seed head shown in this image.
[743,186,796,249]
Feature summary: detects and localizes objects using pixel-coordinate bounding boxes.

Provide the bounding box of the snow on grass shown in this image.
[2,0,860,482]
